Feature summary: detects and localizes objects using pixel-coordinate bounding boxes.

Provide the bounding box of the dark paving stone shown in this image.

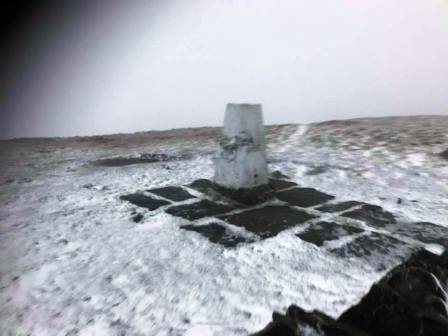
[341,204,396,227]
[187,179,275,205]
[186,179,216,194]
[390,222,448,248]
[165,200,234,221]
[316,201,364,213]
[268,178,297,191]
[266,155,285,164]
[275,188,335,208]
[181,223,253,247]
[296,221,364,247]
[147,186,196,202]
[219,205,316,238]
[93,153,191,167]
[329,232,416,271]
[186,175,298,206]
[120,194,170,210]
[216,184,275,206]
[330,232,403,258]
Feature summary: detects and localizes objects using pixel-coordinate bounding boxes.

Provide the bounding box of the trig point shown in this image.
[214,103,269,189]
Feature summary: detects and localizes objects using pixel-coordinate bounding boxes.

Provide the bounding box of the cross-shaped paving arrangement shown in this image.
[120,171,448,271]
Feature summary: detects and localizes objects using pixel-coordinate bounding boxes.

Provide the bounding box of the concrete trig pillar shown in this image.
[214,103,269,189]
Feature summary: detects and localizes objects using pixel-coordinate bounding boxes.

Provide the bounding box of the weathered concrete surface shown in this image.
[119,194,170,210]
[214,103,269,189]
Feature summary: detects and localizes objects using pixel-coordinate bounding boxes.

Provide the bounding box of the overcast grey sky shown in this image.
[2,0,448,138]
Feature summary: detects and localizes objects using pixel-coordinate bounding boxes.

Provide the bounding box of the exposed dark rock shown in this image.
[147,186,196,202]
[275,188,335,208]
[18,177,32,184]
[341,205,396,227]
[339,250,448,335]
[120,194,170,210]
[219,206,316,239]
[329,232,416,271]
[439,149,448,160]
[316,201,364,213]
[266,156,285,164]
[306,165,329,176]
[165,200,235,221]
[132,213,144,223]
[254,250,448,336]
[93,153,191,167]
[77,135,113,143]
[253,305,370,336]
[297,221,364,247]
[181,223,253,247]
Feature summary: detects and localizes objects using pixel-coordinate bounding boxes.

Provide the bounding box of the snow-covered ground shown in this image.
[0,116,447,335]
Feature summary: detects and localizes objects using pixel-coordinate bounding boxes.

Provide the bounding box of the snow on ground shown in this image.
[0,116,447,335]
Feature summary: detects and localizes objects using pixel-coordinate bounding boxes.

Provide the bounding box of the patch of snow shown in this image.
[405,153,426,167]
[0,119,447,335]
[424,243,445,256]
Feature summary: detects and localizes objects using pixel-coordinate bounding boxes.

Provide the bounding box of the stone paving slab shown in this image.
[120,172,445,262]
[341,204,397,227]
[267,179,298,191]
[296,221,364,247]
[186,179,219,195]
[217,184,275,206]
[389,222,448,248]
[147,186,196,202]
[274,188,335,208]
[120,194,170,210]
[219,205,316,239]
[316,201,364,213]
[329,232,417,271]
[181,223,253,247]
[165,200,235,221]
[187,178,297,205]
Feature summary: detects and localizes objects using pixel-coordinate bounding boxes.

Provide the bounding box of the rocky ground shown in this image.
[255,249,448,335]
[0,115,447,335]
